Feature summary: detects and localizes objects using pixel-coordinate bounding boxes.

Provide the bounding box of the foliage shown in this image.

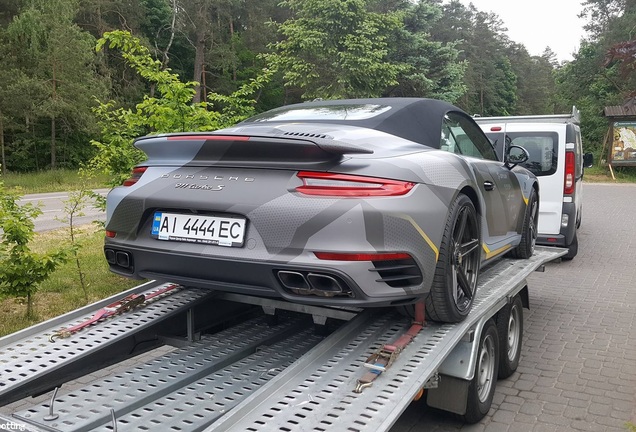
[265,0,408,99]
[88,30,272,185]
[1,0,106,170]
[0,224,139,337]
[383,0,466,102]
[0,0,634,175]
[0,182,68,317]
[56,187,97,302]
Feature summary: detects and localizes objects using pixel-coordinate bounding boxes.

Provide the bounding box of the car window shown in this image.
[441,113,498,161]
[487,132,559,176]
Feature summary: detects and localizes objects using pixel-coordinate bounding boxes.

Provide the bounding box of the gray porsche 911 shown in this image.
[104,98,538,323]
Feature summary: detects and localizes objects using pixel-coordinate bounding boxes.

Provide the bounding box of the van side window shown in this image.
[502,132,559,176]
[441,112,498,161]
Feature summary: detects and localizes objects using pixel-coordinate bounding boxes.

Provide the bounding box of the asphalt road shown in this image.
[392,182,636,431]
[18,189,110,232]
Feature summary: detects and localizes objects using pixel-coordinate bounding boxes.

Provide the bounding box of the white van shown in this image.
[475,108,593,260]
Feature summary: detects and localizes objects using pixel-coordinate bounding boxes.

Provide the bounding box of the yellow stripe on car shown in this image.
[482,243,512,259]
[399,215,439,262]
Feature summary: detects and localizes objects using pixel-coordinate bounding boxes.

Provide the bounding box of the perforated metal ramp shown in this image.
[11,314,324,432]
[0,281,214,405]
[209,247,565,432]
[0,247,565,431]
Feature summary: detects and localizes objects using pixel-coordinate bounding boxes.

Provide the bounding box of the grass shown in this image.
[1,169,111,194]
[584,164,636,183]
[0,224,141,337]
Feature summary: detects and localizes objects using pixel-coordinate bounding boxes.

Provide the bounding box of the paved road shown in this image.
[18,189,110,232]
[393,183,636,431]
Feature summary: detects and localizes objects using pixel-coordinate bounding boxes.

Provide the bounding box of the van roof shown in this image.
[473,106,580,125]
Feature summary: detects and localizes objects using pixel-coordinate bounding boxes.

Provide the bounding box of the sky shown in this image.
[455,0,587,62]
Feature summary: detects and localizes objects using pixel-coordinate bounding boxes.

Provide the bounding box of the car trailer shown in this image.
[0,246,565,431]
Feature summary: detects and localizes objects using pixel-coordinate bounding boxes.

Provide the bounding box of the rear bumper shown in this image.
[104,244,425,308]
[537,202,577,248]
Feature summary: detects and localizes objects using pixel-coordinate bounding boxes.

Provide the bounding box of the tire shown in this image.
[496,295,523,379]
[510,188,538,259]
[462,319,499,424]
[562,231,578,260]
[425,194,481,323]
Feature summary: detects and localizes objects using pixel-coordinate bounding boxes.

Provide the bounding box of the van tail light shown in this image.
[564,151,575,195]
[296,172,414,197]
[123,167,147,187]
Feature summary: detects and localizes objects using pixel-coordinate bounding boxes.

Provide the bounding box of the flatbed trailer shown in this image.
[0,246,565,431]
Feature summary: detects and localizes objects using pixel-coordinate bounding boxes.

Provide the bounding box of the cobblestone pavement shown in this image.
[391,183,636,431]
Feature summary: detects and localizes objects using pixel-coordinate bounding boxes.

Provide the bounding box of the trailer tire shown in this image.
[462,319,499,424]
[496,295,523,379]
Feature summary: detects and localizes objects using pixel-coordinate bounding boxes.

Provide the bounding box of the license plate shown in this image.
[151,212,246,247]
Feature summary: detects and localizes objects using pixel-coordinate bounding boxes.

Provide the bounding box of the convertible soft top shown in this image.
[242,98,466,149]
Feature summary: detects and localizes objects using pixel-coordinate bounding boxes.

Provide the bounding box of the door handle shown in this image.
[484,181,495,191]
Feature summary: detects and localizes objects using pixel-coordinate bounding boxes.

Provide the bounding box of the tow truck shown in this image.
[0,246,565,431]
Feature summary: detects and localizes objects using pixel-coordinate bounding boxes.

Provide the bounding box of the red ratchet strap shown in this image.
[354,302,425,393]
[49,284,180,342]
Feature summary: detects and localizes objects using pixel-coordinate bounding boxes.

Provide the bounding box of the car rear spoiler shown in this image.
[134,133,373,169]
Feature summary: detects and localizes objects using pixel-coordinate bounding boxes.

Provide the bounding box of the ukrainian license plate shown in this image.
[151,212,246,247]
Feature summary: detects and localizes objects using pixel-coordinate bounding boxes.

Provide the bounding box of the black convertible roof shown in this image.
[242,98,468,149]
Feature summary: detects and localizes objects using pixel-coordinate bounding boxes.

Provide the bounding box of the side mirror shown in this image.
[583,153,594,168]
[505,145,529,170]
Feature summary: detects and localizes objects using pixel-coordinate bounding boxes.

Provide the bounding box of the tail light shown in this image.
[296,172,414,197]
[314,252,411,261]
[564,151,575,195]
[123,167,147,186]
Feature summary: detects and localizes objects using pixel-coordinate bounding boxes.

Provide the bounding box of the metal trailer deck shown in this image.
[0,246,565,431]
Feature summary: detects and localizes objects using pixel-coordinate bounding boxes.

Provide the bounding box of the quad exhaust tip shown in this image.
[277,270,351,297]
[104,248,133,271]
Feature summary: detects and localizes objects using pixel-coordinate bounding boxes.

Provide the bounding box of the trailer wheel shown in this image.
[462,319,499,424]
[496,295,523,379]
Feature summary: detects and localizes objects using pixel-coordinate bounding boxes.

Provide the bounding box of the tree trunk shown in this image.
[192,28,206,104]
[51,62,57,169]
[51,116,56,169]
[27,292,33,318]
[230,20,236,81]
[0,113,6,175]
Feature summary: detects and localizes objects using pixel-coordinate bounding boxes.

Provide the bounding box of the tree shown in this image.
[3,0,106,170]
[0,183,68,317]
[383,0,466,102]
[89,31,272,185]
[266,0,407,99]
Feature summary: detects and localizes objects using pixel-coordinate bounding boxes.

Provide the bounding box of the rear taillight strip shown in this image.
[296,171,414,197]
[123,167,148,187]
[314,252,412,261]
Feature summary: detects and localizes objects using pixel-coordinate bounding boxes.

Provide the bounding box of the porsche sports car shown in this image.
[104,98,538,323]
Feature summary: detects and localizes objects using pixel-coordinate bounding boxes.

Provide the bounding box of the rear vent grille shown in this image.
[282,131,331,139]
[370,259,423,288]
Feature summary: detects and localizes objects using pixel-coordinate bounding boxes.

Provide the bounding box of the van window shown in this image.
[485,132,558,176]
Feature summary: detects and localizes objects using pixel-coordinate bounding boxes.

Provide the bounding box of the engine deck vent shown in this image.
[282,131,331,140]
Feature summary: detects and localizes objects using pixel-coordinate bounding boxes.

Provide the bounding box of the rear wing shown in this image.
[473,106,580,125]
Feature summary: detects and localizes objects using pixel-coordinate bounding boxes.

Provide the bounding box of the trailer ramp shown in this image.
[0,247,564,431]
